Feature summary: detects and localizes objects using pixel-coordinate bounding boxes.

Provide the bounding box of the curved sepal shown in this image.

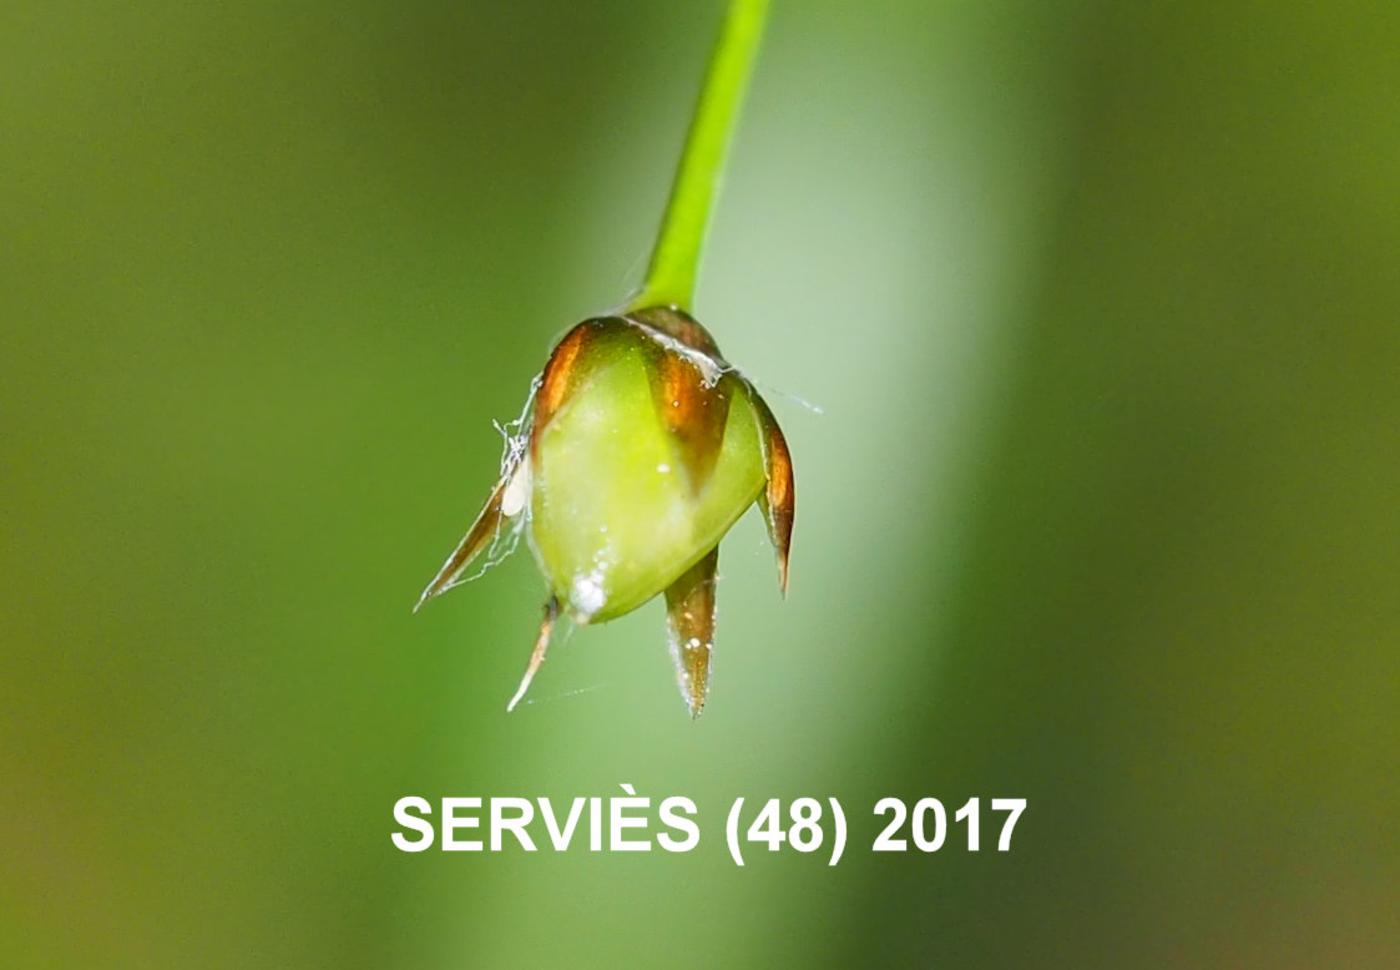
[749,388,793,595]
[416,447,532,611]
[415,477,508,612]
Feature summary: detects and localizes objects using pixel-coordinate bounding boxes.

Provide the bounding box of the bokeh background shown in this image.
[4,1,1397,966]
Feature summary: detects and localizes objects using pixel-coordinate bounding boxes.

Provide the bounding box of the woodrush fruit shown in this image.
[417,306,791,717]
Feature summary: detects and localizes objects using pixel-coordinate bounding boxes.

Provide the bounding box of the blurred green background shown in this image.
[4,1,1397,966]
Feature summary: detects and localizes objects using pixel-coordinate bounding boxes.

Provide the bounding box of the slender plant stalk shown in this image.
[628,0,771,313]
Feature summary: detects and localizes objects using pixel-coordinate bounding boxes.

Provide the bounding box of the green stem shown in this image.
[628,0,770,313]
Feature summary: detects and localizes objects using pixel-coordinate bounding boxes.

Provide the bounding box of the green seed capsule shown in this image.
[529,316,765,622]
[418,309,791,717]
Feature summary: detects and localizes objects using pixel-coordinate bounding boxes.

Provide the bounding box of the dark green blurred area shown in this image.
[3,0,1397,966]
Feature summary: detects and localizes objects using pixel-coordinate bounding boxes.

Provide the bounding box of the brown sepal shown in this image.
[506,596,560,713]
[750,389,794,595]
[664,547,719,718]
[532,320,596,444]
[415,476,507,612]
[645,345,733,494]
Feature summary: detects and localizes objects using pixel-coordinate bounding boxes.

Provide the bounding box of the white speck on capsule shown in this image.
[571,572,606,618]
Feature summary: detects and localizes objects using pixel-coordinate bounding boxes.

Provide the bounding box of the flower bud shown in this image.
[418,306,792,717]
